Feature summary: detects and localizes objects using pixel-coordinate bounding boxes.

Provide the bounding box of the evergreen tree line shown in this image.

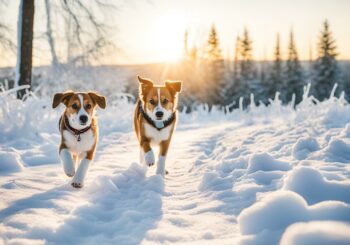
[177,20,344,111]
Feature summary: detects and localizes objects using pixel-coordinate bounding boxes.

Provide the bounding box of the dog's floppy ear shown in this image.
[52,91,74,108]
[138,75,153,97]
[165,80,182,93]
[88,92,106,109]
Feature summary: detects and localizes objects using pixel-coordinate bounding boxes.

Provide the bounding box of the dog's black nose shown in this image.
[80,115,88,124]
[155,111,164,118]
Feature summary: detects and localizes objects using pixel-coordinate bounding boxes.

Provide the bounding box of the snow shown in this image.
[283,167,350,204]
[341,123,350,137]
[247,153,291,173]
[292,137,320,160]
[237,191,350,244]
[280,221,350,245]
[0,151,24,173]
[1,87,350,244]
[325,138,350,163]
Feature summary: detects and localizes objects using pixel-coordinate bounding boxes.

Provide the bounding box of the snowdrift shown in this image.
[1,85,350,244]
[280,221,350,245]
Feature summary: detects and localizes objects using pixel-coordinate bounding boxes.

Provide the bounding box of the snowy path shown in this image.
[0,123,240,244]
[2,97,350,244]
[146,124,239,244]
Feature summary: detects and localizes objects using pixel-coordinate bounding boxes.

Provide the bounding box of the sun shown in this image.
[153,13,188,62]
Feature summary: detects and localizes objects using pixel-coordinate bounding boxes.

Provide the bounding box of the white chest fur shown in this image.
[63,129,95,154]
[144,123,172,144]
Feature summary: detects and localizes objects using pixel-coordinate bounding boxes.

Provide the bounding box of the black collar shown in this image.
[62,115,91,141]
[139,101,175,131]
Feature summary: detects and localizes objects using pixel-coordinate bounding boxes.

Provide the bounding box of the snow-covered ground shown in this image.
[1,87,350,245]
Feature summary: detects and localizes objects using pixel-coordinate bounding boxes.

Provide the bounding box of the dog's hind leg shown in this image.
[60,148,75,177]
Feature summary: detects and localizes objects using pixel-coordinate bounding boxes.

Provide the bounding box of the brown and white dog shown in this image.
[52,91,106,188]
[134,76,182,176]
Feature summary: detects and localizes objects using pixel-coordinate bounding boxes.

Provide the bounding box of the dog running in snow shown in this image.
[134,76,182,176]
[52,91,106,188]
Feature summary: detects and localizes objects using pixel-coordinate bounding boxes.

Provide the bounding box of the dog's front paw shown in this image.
[65,169,75,177]
[71,176,84,188]
[71,174,84,188]
[71,182,83,188]
[144,150,155,167]
[70,158,90,189]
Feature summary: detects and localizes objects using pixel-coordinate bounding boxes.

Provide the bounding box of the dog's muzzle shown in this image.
[155,111,164,119]
[79,115,88,125]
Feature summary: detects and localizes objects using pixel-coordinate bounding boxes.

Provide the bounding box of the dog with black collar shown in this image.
[52,91,106,188]
[134,76,182,176]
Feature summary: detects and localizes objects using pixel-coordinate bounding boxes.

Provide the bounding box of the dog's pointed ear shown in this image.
[88,92,106,109]
[165,80,182,93]
[138,75,153,97]
[52,91,74,108]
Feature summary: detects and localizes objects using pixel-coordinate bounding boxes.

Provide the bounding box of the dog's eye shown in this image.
[72,104,78,110]
[162,98,169,104]
[149,99,155,105]
[86,104,92,109]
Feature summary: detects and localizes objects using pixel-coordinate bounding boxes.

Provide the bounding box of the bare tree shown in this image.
[0,0,15,52]
[42,0,119,67]
[44,0,59,67]
[15,0,35,99]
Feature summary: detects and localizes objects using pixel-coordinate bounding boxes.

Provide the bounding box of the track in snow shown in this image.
[0,123,239,244]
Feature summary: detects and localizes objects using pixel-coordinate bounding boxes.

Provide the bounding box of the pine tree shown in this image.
[312,20,342,100]
[267,33,283,100]
[206,25,223,61]
[233,35,240,82]
[204,25,225,107]
[237,28,256,104]
[183,30,189,60]
[180,30,200,112]
[189,46,198,61]
[308,41,313,80]
[224,35,241,106]
[260,47,267,85]
[285,30,304,104]
[259,48,268,104]
[240,28,255,82]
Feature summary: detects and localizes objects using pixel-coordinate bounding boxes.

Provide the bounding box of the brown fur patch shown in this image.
[88,92,106,109]
[165,81,182,94]
[63,93,97,118]
[138,76,154,101]
[52,91,74,108]
[144,87,175,112]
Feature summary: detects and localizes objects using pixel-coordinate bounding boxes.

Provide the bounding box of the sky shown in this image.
[115,0,350,64]
[1,0,350,66]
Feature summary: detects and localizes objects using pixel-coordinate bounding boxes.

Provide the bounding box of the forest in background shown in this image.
[0,0,349,112]
[125,20,349,111]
